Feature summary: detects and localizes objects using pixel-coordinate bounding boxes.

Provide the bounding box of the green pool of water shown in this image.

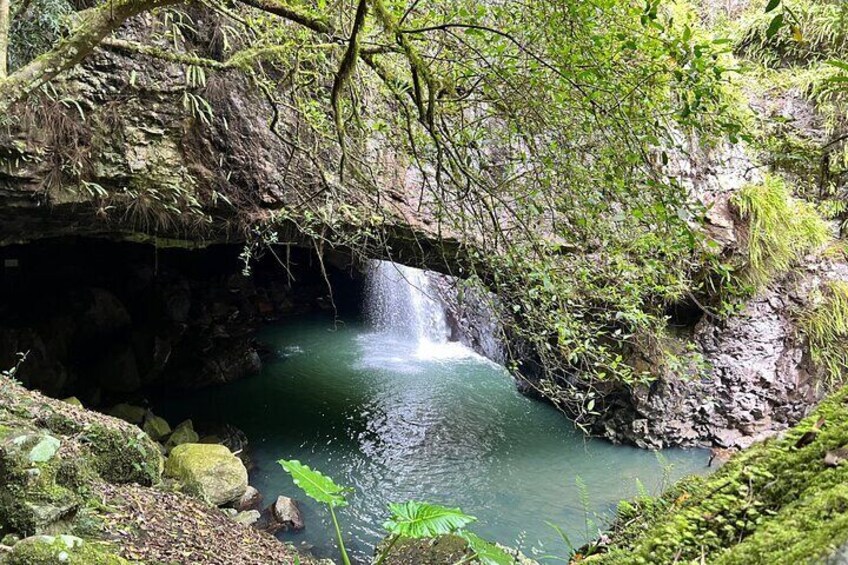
[156,315,707,563]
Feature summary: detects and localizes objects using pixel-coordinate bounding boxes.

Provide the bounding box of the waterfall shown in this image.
[365,260,452,347]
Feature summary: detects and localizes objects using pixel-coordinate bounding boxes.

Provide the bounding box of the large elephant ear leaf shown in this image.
[278,459,349,508]
[460,531,516,565]
[383,501,476,538]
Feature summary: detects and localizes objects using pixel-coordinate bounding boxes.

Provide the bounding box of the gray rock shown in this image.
[596,258,848,449]
[232,485,262,511]
[233,510,261,526]
[266,496,304,532]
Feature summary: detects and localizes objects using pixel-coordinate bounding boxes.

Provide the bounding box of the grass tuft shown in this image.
[799,280,848,391]
[732,174,830,289]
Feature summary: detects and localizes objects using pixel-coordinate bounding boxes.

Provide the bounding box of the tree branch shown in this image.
[331,0,367,173]
[236,0,333,36]
[100,37,231,70]
[0,0,8,79]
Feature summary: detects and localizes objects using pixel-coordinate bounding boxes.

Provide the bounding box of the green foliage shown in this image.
[278,459,350,508]
[279,459,352,565]
[279,460,513,564]
[591,386,848,564]
[459,531,515,565]
[8,0,75,72]
[4,0,758,422]
[731,175,830,289]
[736,0,848,67]
[799,280,848,390]
[383,501,477,538]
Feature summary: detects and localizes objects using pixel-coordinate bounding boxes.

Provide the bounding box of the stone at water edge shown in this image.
[265,496,305,532]
[233,510,261,526]
[142,413,172,441]
[824,446,848,467]
[108,403,146,425]
[232,485,262,511]
[164,443,248,506]
[165,419,200,451]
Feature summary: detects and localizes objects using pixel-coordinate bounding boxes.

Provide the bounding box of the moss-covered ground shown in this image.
[585,386,848,564]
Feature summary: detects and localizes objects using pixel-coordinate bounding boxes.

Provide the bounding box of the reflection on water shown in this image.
[156,316,707,564]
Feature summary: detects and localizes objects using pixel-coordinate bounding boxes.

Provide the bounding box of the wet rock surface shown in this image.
[598,259,848,449]
[263,496,305,533]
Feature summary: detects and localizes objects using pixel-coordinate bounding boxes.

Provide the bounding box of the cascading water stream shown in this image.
[364,260,467,359]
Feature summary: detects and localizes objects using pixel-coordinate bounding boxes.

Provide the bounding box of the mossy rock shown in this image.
[592,386,848,564]
[62,397,83,408]
[5,535,130,565]
[142,414,171,441]
[0,429,81,535]
[107,404,146,425]
[164,443,247,506]
[376,535,476,565]
[164,419,199,451]
[83,424,162,486]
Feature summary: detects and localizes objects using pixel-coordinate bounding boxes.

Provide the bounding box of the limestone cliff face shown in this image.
[0,8,448,265]
[599,256,848,449]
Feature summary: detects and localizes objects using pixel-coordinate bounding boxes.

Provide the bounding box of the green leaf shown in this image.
[827,60,848,72]
[278,459,349,508]
[383,501,476,538]
[765,14,784,39]
[545,521,576,553]
[765,0,781,13]
[460,532,516,565]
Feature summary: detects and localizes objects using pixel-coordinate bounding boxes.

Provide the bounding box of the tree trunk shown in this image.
[0,0,9,79]
[0,0,179,114]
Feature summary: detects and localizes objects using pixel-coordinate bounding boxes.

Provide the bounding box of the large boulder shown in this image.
[164,444,248,506]
[0,428,80,535]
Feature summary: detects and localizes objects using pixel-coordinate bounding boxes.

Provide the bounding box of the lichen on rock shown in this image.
[164,443,248,506]
[4,535,129,565]
[0,379,303,564]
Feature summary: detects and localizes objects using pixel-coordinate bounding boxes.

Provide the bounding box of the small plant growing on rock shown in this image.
[1,351,29,384]
[278,459,353,565]
[279,459,515,564]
